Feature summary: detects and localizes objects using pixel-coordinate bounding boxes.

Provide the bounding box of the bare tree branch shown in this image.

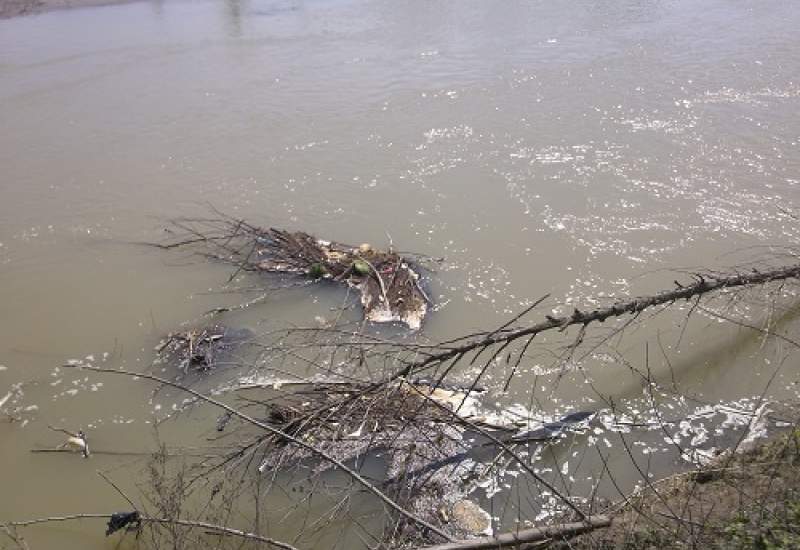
[396,263,800,379]
[418,515,611,550]
[61,364,455,543]
[2,513,298,550]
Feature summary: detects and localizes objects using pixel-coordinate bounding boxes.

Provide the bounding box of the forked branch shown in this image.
[397,263,800,378]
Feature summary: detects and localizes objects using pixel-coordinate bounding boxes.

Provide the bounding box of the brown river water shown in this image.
[2,0,800,547]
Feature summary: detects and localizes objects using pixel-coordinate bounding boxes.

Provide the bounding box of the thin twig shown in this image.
[96,471,139,511]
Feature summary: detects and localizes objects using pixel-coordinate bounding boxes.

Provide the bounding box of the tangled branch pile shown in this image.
[231,378,503,542]
[154,325,254,374]
[158,217,430,329]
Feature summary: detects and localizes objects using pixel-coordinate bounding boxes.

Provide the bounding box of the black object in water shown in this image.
[105,511,141,536]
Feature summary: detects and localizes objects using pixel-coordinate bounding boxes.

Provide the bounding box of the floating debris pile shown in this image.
[154,325,253,374]
[227,378,497,540]
[217,376,599,543]
[158,217,431,329]
[249,379,485,473]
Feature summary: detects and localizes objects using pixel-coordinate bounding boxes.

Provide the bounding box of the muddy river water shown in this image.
[2,0,800,547]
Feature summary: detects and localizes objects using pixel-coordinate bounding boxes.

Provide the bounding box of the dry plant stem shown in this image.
[96,471,138,510]
[397,264,800,379]
[1,524,29,550]
[358,255,389,305]
[62,365,455,543]
[1,514,298,550]
[418,516,611,550]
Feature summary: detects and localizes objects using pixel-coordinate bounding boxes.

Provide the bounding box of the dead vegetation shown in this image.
[156,216,432,329]
[8,217,800,549]
[237,378,504,541]
[154,325,253,374]
[109,253,800,547]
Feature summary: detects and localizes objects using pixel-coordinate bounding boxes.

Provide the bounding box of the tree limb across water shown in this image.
[396,263,800,380]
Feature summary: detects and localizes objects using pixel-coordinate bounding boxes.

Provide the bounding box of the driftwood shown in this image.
[250,229,429,329]
[419,516,611,550]
[238,261,800,541]
[259,264,800,450]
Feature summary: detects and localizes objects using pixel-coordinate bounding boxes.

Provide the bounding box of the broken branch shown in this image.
[398,263,800,379]
[418,515,611,550]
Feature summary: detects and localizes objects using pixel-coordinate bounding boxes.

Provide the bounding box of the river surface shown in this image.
[2,0,800,547]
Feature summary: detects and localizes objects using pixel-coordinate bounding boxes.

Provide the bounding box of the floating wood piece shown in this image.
[510,411,596,443]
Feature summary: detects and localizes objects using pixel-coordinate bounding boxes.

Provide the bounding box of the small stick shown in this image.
[47,425,79,438]
[48,425,89,457]
[96,471,139,511]
[413,276,433,305]
[30,448,220,458]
